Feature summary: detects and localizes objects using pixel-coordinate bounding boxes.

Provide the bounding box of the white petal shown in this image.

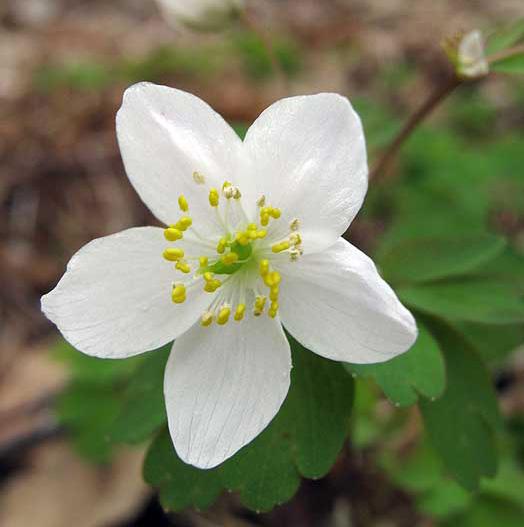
[41,227,214,358]
[116,82,245,232]
[278,238,417,364]
[164,313,291,469]
[242,94,368,254]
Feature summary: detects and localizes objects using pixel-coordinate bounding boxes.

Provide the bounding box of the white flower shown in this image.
[155,0,244,30]
[457,30,489,78]
[42,83,417,469]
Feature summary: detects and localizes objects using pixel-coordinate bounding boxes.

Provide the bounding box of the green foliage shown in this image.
[232,31,302,80]
[491,52,524,74]
[346,325,445,407]
[419,321,501,490]
[144,336,354,512]
[486,19,524,53]
[378,234,506,285]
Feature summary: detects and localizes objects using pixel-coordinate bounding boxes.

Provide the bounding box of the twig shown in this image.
[370,73,462,181]
[487,43,524,64]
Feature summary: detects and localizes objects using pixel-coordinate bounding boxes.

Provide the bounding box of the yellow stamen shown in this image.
[257,230,267,239]
[201,312,213,327]
[203,272,214,282]
[254,295,266,316]
[204,280,221,293]
[178,195,189,212]
[216,237,227,254]
[164,226,182,241]
[272,241,290,253]
[248,230,258,240]
[163,248,184,261]
[234,304,246,321]
[217,306,231,325]
[264,271,281,287]
[171,283,186,304]
[175,260,191,274]
[259,259,269,276]
[221,252,239,265]
[209,188,219,207]
[199,256,209,268]
[193,171,205,184]
[268,301,279,318]
[269,207,281,219]
[260,213,270,226]
[270,285,279,301]
[290,233,302,246]
[247,223,257,231]
[235,231,250,246]
[222,181,232,190]
[175,216,192,231]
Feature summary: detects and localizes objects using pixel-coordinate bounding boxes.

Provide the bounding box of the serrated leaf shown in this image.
[346,325,445,407]
[143,336,354,512]
[487,20,524,53]
[143,429,223,511]
[378,234,505,285]
[110,347,169,444]
[399,279,524,324]
[491,52,524,74]
[419,320,501,490]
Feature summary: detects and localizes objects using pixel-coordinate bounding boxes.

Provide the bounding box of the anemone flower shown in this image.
[42,83,417,469]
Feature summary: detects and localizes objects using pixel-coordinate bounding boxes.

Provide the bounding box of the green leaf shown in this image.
[110,347,169,444]
[419,320,501,490]
[346,325,445,407]
[56,382,125,463]
[378,234,506,285]
[442,497,524,527]
[143,336,354,512]
[491,52,524,74]
[487,20,524,53]
[399,279,524,324]
[143,429,223,511]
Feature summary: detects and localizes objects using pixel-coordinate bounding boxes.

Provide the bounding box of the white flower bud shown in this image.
[155,0,244,31]
[457,30,489,78]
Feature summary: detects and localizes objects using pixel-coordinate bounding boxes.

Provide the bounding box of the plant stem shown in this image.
[240,6,289,92]
[370,73,462,181]
[487,43,524,64]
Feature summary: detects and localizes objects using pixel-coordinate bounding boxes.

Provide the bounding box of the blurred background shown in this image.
[1,0,524,526]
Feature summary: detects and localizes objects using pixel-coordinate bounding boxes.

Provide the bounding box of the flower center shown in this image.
[162,173,303,327]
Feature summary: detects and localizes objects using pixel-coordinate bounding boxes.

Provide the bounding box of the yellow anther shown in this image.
[178,195,189,212]
[199,256,209,268]
[260,213,270,226]
[217,306,231,325]
[163,248,184,261]
[175,261,191,274]
[257,195,266,207]
[264,271,281,287]
[247,223,258,231]
[234,304,246,321]
[171,283,186,304]
[259,259,269,276]
[222,181,232,190]
[216,237,227,254]
[209,188,219,207]
[269,207,281,219]
[235,232,250,246]
[248,230,258,240]
[272,241,291,253]
[204,280,221,293]
[290,218,300,231]
[203,272,214,282]
[233,187,242,199]
[257,230,267,239]
[164,226,183,241]
[221,252,239,265]
[290,232,302,246]
[201,312,213,327]
[254,295,266,316]
[268,301,279,318]
[269,285,279,301]
[193,171,205,184]
[175,216,192,231]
